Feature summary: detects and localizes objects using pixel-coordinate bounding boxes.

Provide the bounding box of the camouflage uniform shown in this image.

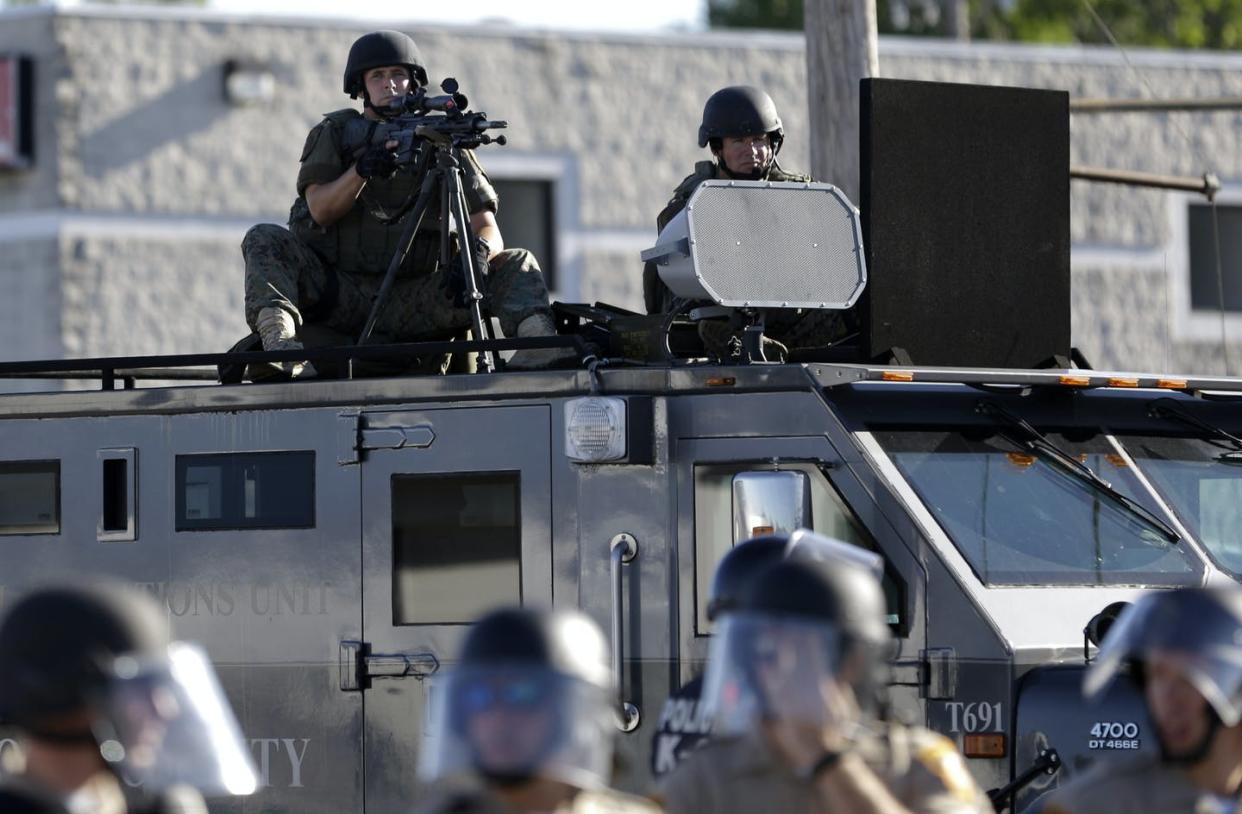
[1037,755,1242,814]
[244,108,553,342]
[642,160,849,357]
[660,724,992,814]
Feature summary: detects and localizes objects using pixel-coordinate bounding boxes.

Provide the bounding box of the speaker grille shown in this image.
[686,181,866,309]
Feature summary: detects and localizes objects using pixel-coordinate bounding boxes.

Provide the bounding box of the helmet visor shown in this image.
[701,612,844,735]
[1085,591,1242,726]
[94,643,258,796]
[418,665,613,791]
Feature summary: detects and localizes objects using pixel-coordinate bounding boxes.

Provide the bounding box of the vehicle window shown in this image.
[175,452,314,531]
[0,460,59,535]
[1115,434,1242,576]
[392,472,521,625]
[874,429,1199,587]
[693,462,901,635]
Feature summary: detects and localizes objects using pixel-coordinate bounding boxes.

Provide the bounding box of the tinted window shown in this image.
[492,179,556,291]
[175,452,314,531]
[392,473,521,625]
[0,461,59,535]
[875,429,1198,586]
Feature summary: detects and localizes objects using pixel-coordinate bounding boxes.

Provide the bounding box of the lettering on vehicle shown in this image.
[945,702,1004,733]
[133,581,330,618]
[650,678,712,777]
[118,738,313,789]
[1088,721,1141,750]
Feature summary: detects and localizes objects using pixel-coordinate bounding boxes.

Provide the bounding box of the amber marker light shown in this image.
[1106,377,1139,388]
[1059,375,1091,387]
[881,371,914,382]
[706,377,736,387]
[1156,378,1188,390]
[963,734,1007,759]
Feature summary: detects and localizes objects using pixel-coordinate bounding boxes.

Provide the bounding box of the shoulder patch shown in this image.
[914,735,981,803]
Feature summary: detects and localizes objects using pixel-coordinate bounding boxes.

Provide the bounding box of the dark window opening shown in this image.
[102,457,128,533]
[175,452,314,531]
[1189,203,1242,312]
[392,472,521,625]
[493,179,557,291]
[0,460,59,535]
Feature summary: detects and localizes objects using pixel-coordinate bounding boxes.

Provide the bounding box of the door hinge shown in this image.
[340,640,440,691]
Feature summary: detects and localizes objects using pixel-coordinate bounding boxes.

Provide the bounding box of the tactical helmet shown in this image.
[1085,587,1242,727]
[744,556,891,648]
[698,85,785,153]
[0,581,168,732]
[706,535,789,622]
[419,606,615,791]
[707,530,885,622]
[343,30,428,98]
[0,582,259,797]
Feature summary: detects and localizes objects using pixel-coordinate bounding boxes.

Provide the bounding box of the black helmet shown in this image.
[343,30,428,98]
[1086,587,1242,727]
[743,556,890,647]
[706,535,789,622]
[698,85,784,153]
[420,606,615,790]
[0,581,168,733]
[457,606,611,688]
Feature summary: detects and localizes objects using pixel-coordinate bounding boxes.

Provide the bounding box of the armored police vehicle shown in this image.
[0,79,1237,813]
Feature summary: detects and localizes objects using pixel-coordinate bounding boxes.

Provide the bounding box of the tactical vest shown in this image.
[289,108,439,277]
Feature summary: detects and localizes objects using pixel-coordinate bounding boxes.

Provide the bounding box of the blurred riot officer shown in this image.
[415,606,660,814]
[651,529,884,779]
[641,86,848,358]
[660,555,990,814]
[0,582,258,814]
[1040,587,1242,813]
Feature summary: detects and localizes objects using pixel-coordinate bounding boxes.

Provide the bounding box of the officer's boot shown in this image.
[506,313,578,371]
[253,307,317,379]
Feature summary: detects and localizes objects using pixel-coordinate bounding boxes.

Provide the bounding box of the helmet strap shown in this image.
[717,157,767,183]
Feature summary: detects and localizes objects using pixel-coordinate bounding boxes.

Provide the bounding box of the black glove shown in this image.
[355,144,399,179]
[443,237,492,309]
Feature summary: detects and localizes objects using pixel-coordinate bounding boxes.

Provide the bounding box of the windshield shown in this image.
[1114,434,1242,577]
[874,429,1200,587]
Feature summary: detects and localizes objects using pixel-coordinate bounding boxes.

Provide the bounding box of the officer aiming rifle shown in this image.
[341,77,510,372]
[242,30,572,379]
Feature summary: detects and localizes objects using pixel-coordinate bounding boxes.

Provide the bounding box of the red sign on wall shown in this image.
[0,56,33,170]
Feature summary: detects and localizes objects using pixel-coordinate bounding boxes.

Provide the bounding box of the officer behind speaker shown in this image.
[242,30,571,377]
[642,86,848,359]
[415,606,661,814]
[1039,587,1242,814]
[660,554,990,814]
[0,581,258,814]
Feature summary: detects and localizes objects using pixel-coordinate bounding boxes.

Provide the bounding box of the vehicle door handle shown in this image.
[340,640,439,691]
[610,533,641,732]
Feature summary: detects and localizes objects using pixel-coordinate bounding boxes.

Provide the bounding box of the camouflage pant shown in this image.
[242,224,553,340]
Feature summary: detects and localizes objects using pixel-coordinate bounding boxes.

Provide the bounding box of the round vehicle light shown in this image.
[565,397,627,463]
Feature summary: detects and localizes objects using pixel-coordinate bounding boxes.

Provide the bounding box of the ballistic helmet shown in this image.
[343,30,428,98]
[698,85,784,153]
[707,530,885,622]
[419,607,615,790]
[1085,587,1242,727]
[0,582,259,797]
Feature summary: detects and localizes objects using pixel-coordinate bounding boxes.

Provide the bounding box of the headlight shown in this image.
[565,397,627,463]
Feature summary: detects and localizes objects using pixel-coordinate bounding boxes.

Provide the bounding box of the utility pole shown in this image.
[804,0,879,204]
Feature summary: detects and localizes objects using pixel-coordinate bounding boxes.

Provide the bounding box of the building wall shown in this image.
[1,5,1240,375]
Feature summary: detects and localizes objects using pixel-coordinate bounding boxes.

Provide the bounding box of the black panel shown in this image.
[860,79,1070,368]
